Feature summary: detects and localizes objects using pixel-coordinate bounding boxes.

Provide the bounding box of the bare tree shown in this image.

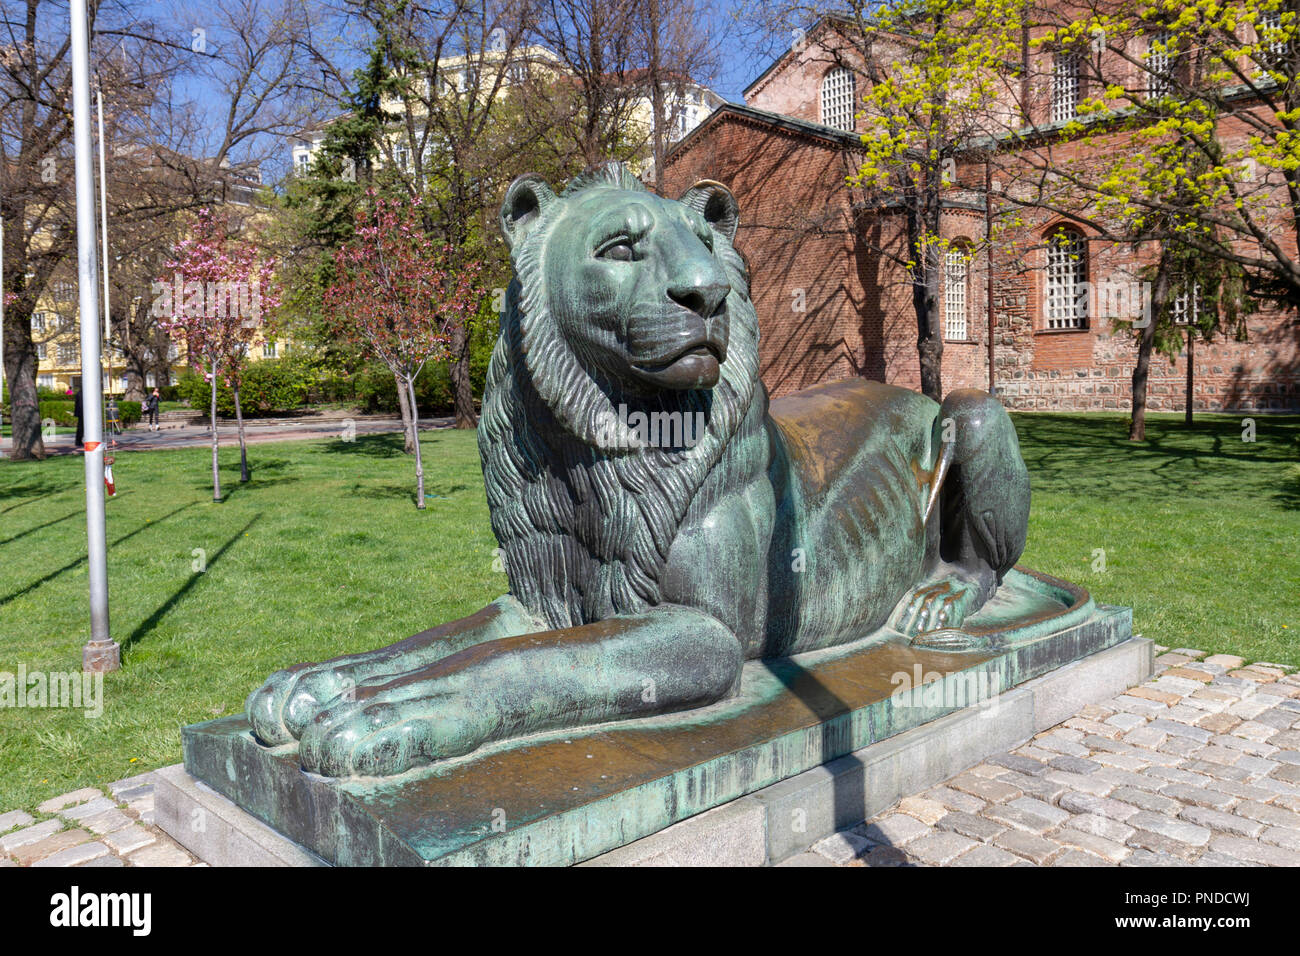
[0,0,323,460]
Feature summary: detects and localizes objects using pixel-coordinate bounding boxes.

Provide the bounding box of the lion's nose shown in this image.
[668,271,730,318]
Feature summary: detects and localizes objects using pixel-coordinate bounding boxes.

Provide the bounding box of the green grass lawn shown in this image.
[0,411,1296,812]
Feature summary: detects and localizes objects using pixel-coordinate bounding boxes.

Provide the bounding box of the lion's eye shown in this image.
[597,239,635,261]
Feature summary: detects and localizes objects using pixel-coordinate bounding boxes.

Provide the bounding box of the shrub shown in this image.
[38,400,76,426]
[118,401,141,426]
[176,356,319,417]
[176,371,236,417]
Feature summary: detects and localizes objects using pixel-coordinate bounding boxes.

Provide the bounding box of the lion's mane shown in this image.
[478,163,769,630]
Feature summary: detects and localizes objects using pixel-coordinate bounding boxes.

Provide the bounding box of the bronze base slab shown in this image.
[182,568,1131,865]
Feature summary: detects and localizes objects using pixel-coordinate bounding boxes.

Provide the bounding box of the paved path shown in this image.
[1,414,454,457]
[3,646,1297,867]
[783,647,1300,867]
[0,773,197,868]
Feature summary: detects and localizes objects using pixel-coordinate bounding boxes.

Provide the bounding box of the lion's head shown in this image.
[479,162,766,629]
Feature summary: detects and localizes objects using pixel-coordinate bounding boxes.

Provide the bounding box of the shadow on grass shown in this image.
[1013,413,1300,503]
[324,433,408,458]
[0,509,81,547]
[0,501,198,605]
[189,456,300,501]
[350,478,469,503]
[121,513,261,653]
[1276,469,1300,511]
[0,471,81,505]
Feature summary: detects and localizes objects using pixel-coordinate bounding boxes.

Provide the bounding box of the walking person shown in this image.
[73,386,84,452]
[144,387,161,431]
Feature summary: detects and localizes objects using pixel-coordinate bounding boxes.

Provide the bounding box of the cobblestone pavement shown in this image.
[783,648,1300,867]
[0,772,199,868]
[5,647,1299,867]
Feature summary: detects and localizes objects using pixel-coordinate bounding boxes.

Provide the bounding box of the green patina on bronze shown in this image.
[187,583,1130,865]
[242,162,1044,780]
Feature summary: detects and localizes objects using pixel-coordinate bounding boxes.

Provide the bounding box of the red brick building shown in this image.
[660,14,1299,412]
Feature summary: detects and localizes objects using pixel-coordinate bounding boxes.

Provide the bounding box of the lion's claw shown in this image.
[245,669,304,745]
[894,577,981,641]
[298,688,490,777]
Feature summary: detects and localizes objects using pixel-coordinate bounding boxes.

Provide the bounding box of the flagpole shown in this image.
[70,0,117,672]
[1,217,6,459]
[97,88,112,398]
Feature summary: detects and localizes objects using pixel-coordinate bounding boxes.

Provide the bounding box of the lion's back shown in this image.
[769,378,940,502]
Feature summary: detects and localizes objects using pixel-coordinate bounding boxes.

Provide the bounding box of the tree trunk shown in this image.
[449,322,478,429]
[2,328,45,460]
[395,369,415,453]
[647,0,665,191]
[1129,257,1168,441]
[209,366,221,502]
[914,250,945,401]
[407,374,426,510]
[233,383,249,482]
[1185,326,1195,426]
[908,184,945,402]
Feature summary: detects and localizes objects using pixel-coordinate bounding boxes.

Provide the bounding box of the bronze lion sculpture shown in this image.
[247,162,1030,777]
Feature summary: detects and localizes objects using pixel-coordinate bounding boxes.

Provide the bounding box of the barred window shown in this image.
[945,249,969,340]
[1045,230,1088,329]
[1172,282,1201,325]
[1147,31,1174,97]
[262,339,277,358]
[821,67,856,132]
[1260,9,1287,57]
[1051,53,1079,123]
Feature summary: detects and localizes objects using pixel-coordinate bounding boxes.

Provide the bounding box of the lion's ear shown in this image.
[679,180,739,242]
[500,174,557,251]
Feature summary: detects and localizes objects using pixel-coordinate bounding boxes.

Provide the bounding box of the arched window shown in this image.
[1045,229,1088,329]
[944,247,969,340]
[821,67,856,132]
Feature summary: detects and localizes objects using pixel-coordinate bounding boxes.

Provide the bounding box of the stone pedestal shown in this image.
[164,568,1139,866]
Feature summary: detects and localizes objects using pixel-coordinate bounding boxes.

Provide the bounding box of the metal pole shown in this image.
[985,159,996,396]
[70,0,117,672]
[97,89,112,397]
[1,217,6,458]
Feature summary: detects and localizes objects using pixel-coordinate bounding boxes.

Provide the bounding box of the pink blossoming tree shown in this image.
[155,208,279,500]
[324,194,485,509]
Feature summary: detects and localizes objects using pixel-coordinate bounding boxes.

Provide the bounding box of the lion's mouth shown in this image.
[636,342,723,373]
[632,342,724,390]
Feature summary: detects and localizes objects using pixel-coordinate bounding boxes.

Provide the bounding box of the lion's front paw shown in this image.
[298,679,494,777]
[894,578,981,641]
[246,661,368,746]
